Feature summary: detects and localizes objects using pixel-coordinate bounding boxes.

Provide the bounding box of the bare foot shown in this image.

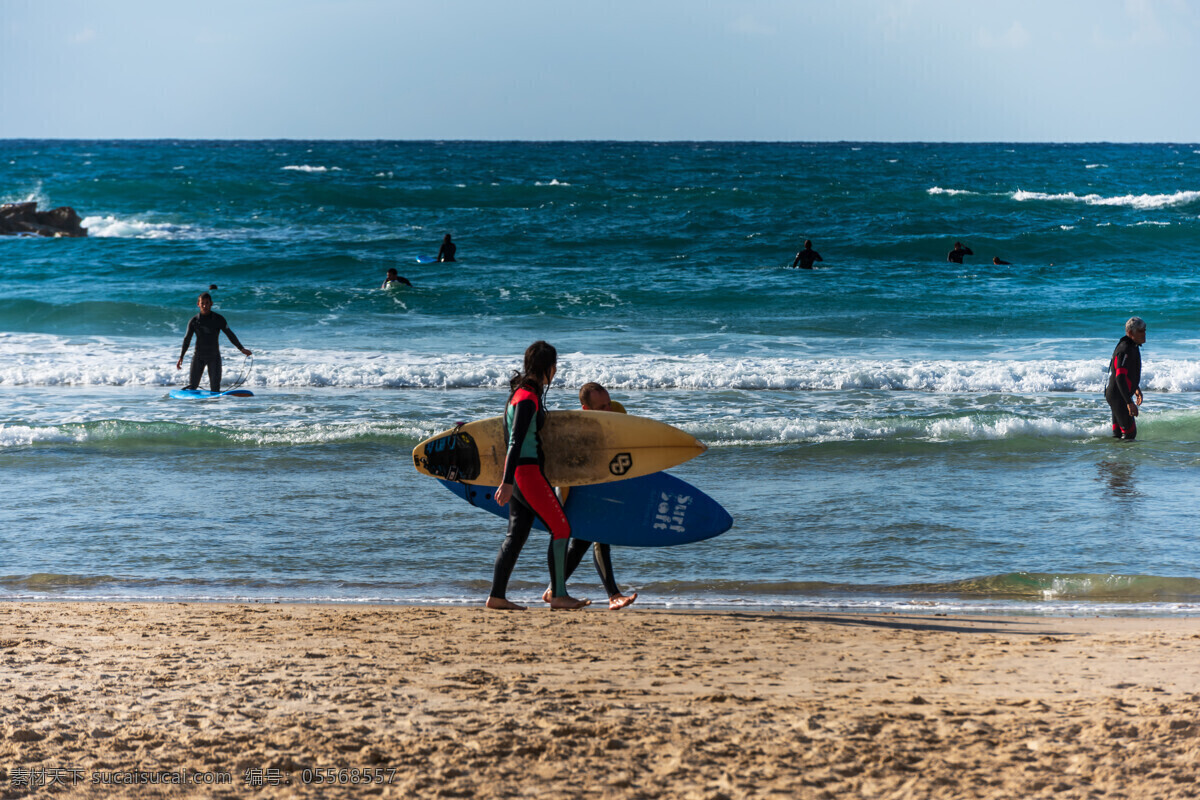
[549,595,591,610]
[542,587,552,604]
[485,597,526,610]
[608,592,637,610]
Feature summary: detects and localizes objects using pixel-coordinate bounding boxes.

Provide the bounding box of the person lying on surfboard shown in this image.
[176,292,252,392]
[381,268,412,288]
[541,381,638,611]
[489,340,589,611]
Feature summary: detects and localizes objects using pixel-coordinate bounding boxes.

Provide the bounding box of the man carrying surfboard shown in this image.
[541,382,638,610]
[176,292,253,392]
[489,341,589,611]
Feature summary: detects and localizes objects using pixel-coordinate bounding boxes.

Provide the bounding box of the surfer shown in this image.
[791,240,823,269]
[489,341,589,611]
[437,233,456,263]
[1105,317,1146,440]
[992,256,1011,265]
[947,242,973,264]
[176,292,252,392]
[541,382,638,611]
[382,268,412,288]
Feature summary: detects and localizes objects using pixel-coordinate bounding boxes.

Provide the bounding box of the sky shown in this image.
[2,0,1198,141]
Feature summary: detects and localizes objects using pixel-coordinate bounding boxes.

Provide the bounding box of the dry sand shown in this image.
[1,603,1199,799]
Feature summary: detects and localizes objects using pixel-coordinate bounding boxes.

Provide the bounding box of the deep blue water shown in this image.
[3,140,1200,613]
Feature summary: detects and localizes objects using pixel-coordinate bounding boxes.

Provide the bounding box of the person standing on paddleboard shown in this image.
[489,341,589,611]
[176,292,252,392]
[541,382,638,610]
[1106,316,1147,440]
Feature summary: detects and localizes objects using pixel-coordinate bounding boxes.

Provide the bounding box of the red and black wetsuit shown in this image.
[488,383,572,601]
[1105,335,1142,440]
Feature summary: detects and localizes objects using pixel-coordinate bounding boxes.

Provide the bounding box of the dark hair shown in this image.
[579,381,606,406]
[509,340,557,392]
[198,292,212,303]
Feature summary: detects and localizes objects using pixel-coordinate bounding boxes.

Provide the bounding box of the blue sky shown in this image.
[2,0,1198,141]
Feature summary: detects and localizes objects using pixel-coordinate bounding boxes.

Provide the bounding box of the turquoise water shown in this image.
[3,140,1200,613]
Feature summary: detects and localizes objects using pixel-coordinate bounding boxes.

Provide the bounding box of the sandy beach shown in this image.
[2,604,1199,798]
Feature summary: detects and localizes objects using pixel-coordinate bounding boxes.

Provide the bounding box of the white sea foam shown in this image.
[2,183,50,207]
[282,165,341,173]
[535,179,571,187]
[3,336,1199,395]
[1012,189,1200,209]
[81,215,200,239]
[927,187,978,196]
[1085,164,1106,169]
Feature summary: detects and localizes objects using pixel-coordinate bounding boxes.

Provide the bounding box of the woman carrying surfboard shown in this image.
[489,341,589,611]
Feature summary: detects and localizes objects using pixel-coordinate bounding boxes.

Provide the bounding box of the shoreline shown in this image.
[3,603,1200,798]
[5,595,1200,620]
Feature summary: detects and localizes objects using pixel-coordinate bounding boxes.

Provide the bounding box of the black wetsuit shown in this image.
[1105,335,1142,439]
[179,311,245,391]
[561,538,620,597]
[792,248,823,269]
[947,245,973,264]
[437,240,457,262]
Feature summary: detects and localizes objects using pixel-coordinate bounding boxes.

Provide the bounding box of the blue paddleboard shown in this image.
[438,472,732,547]
[415,256,438,264]
[169,388,255,400]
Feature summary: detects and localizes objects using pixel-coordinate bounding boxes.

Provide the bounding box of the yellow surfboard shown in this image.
[412,410,706,486]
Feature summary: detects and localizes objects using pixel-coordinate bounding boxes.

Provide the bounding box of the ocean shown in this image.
[3,139,1200,614]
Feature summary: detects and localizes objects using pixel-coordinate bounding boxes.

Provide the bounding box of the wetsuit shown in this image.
[489,383,572,601]
[557,399,629,597]
[792,248,823,269]
[1105,335,1142,440]
[561,536,621,598]
[179,311,245,391]
[947,245,973,264]
[437,240,457,262]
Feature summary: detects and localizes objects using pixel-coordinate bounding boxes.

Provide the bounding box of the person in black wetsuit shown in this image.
[382,268,412,288]
[791,240,823,269]
[437,234,456,263]
[1105,316,1147,440]
[541,382,638,611]
[175,292,252,391]
[992,256,1011,265]
[947,242,973,264]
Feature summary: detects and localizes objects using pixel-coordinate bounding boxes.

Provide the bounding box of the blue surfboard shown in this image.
[415,256,438,264]
[169,388,255,400]
[438,472,732,547]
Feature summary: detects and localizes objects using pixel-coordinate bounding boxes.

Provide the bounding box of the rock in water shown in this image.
[0,202,88,237]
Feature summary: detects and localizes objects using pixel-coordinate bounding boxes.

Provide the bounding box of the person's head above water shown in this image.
[386,268,398,277]
[804,240,813,250]
[579,382,611,411]
[443,234,452,243]
[197,292,213,313]
[1126,316,1147,342]
[509,340,557,391]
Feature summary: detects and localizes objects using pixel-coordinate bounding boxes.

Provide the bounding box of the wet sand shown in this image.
[2,603,1200,798]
